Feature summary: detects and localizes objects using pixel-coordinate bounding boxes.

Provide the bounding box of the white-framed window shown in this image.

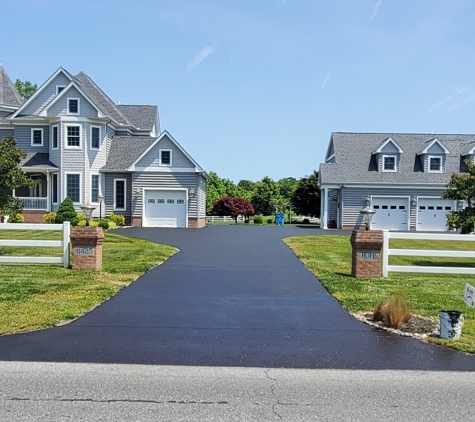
[68,98,80,114]
[65,125,81,148]
[66,173,81,203]
[52,125,59,150]
[52,173,58,204]
[114,179,126,210]
[90,126,101,150]
[382,155,397,172]
[91,174,100,203]
[159,149,172,166]
[56,85,66,95]
[31,128,43,146]
[428,156,442,173]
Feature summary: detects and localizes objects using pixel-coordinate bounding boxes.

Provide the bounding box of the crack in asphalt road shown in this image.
[8,397,229,405]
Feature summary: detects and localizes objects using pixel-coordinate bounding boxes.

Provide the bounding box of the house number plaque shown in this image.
[74,247,95,256]
[359,251,379,260]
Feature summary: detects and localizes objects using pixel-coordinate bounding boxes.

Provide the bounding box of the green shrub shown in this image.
[43,212,57,224]
[107,220,117,229]
[254,217,263,224]
[77,213,85,221]
[98,220,109,229]
[109,213,125,226]
[77,219,86,227]
[244,219,250,224]
[71,218,79,227]
[55,197,77,224]
[303,218,310,224]
[8,214,24,223]
[267,218,273,224]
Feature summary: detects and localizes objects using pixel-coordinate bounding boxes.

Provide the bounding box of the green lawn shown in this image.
[284,235,475,354]
[0,230,177,334]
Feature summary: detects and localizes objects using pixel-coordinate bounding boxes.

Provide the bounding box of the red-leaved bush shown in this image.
[211,196,255,222]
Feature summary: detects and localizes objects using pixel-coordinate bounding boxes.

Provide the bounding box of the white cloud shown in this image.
[369,0,383,23]
[429,87,470,113]
[321,72,331,94]
[445,95,475,114]
[186,44,217,72]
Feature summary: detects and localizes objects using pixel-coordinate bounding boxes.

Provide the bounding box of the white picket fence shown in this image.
[382,230,475,277]
[206,216,245,223]
[0,222,71,268]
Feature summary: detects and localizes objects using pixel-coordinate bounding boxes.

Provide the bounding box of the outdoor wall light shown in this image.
[365,196,371,207]
[80,204,96,227]
[411,196,417,206]
[98,194,104,220]
[360,207,376,230]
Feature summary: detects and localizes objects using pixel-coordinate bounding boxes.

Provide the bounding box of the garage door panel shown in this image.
[144,190,186,228]
[371,197,409,231]
[417,198,454,231]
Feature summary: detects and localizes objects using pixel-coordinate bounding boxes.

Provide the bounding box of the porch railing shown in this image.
[18,197,48,210]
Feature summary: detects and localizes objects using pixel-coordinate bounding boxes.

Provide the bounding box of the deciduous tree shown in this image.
[15,79,37,100]
[211,196,255,222]
[291,171,321,218]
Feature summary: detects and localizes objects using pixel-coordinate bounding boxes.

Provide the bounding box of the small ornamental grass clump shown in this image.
[373,293,411,329]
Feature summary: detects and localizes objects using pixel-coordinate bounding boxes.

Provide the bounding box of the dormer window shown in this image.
[429,156,442,173]
[56,85,65,94]
[68,98,80,114]
[383,155,397,172]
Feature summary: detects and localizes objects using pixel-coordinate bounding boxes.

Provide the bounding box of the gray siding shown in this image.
[48,87,98,118]
[136,136,194,169]
[0,129,14,138]
[341,187,446,229]
[14,125,49,151]
[132,172,201,218]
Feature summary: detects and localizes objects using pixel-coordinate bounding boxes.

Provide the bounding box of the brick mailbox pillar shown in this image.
[350,229,383,278]
[70,227,104,270]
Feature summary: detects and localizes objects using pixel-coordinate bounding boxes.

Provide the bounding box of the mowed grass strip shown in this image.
[284,235,475,354]
[0,231,177,334]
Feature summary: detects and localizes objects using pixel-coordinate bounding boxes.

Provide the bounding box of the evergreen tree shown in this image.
[55,197,78,224]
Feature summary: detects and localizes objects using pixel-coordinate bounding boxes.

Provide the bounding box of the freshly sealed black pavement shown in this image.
[1,226,474,370]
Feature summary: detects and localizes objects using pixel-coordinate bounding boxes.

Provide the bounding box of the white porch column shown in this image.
[321,187,328,229]
[46,171,51,211]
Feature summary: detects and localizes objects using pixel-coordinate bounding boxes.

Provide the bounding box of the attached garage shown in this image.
[417,198,455,232]
[143,189,187,228]
[370,196,409,231]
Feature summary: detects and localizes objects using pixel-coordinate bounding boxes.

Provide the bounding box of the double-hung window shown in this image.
[90,126,100,149]
[91,175,100,203]
[68,98,80,114]
[66,173,81,203]
[31,128,43,146]
[159,149,172,166]
[52,125,59,149]
[429,156,442,173]
[114,179,126,210]
[66,125,81,148]
[382,155,397,172]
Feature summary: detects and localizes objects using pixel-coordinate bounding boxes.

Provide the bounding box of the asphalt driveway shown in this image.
[0,225,474,370]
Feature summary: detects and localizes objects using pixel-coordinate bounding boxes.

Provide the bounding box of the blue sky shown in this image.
[2,0,475,182]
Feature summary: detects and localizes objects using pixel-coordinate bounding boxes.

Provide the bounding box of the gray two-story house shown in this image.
[319,132,475,231]
[0,65,208,228]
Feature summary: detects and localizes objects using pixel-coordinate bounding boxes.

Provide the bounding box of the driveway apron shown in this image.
[0,226,474,370]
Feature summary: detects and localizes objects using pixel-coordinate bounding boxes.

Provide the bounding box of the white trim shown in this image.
[159,149,172,166]
[51,125,59,150]
[67,97,80,115]
[65,172,82,204]
[418,138,450,155]
[370,195,411,231]
[114,178,127,211]
[56,85,66,95]
[133,167,199,173]
[428,155,443,173]
[142,188,188,228]
[415,196,456,232]
[30,128,44,147]
[373,137,404,154]
[382,155,397,172]
[90,125,101,150]
[325,153,335,163]
[64,124,82,149]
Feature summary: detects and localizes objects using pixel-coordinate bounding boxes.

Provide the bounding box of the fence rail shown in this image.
[0,222,70,268]
[382,230,475,277]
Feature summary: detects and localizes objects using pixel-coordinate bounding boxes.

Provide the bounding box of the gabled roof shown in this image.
[372,137,404,154]
[117,105,158,131]
[127,130,207,176]
[101,137,157,171]
[319,132,475,186]
[461,142,475,156]
[0,64,23,108]
[417,138,450,155]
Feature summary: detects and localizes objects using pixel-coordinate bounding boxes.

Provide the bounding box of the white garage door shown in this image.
[417,198,455,232]
[144,190,187,228]
[371,197,409,231]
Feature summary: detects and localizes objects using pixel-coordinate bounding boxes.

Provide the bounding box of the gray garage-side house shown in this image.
[0,65,208,228]
[319,132,475,231]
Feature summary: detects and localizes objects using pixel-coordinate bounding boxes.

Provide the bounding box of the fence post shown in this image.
[382,230,389,277]
[63,222,71,268]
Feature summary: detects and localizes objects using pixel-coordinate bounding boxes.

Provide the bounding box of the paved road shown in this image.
[2,362,475,421]
[0,226,474,370]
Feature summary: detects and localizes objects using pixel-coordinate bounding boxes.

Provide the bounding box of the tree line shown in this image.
[206,171,321,218]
